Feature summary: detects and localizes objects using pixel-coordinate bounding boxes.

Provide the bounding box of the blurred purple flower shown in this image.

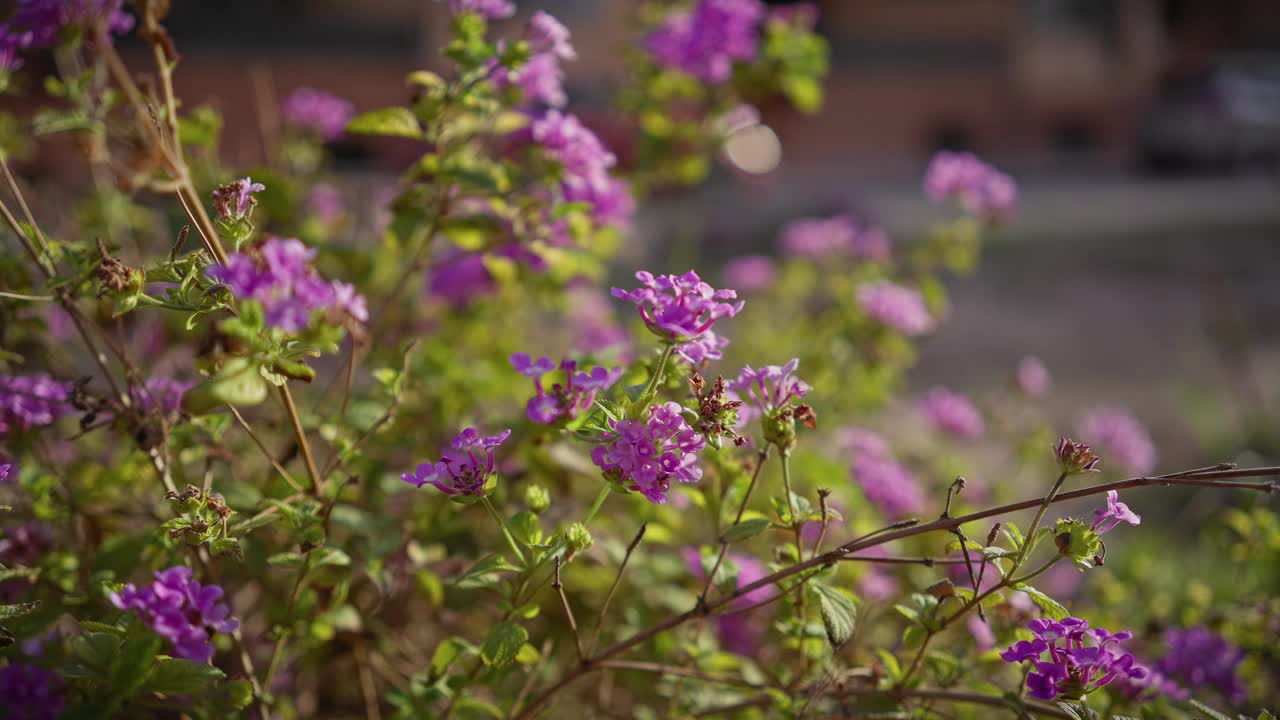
[675,330,729,366]
[856,281,934,336]
[923,151,1017,220]
[852,454,923,518]
[921,387,985,439]
[207,237,367,331]
[131,377,193,417]
[0,663,63,720]
[1157,627,1246,702]
[684,548,770,655]
[307,183,346,226]
[449,0,515,19]
[511,354,620,425]
[729,358,810,415]
[0,0,133,71]
[281,88,354,142]
[779,214,855,258]
[528,110,633,227]
[1017,355,1050,397]
[645,0,766,84]
[1078,407,1156,476]
[0,374,73,438]
[721,255,776,293]
[428,251,496,306]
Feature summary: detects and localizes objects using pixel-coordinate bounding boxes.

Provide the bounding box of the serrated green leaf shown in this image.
[1012,583,1069,620]
[1188,700,1233,720]
[144,658,225,695]
[0,601,38,620]
[480,621,527,669]
[811,583,856,648]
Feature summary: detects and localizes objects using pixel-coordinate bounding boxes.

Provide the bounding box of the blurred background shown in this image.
[14,0,1280,467]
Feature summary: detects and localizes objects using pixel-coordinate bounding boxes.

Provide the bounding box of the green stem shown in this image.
[137,294,198,311]
[481,496,526,564]
[780,452,808,678]
[1013,472,1068,571]
[632,343,675,418]
[584,485,611,525]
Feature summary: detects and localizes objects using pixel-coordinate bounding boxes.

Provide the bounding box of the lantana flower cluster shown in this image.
[528,110,633,229]
[856,280,935,336]
[511,353,621,425]
[841,427,924,518]
[109,566,240,663]
[0,373,73,437]
[591,401,706,504]
[612,270,743,343]
[923,150,1017,220]
[402,428,512,499]
[780,214,890,261]
[491,11,576,108]
[921,386,985,439]
[1000,617,1145,701]
[207,236,368,332]
[645,0,765,84]
[0,0,133,71]
[281,87,354,142]
[1079,406,1157,476]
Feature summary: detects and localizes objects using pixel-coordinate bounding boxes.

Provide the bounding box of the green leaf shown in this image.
[453,554,519,590]
[144,658,225,695]
[0,601,38,620]
[77,620,126,636]
[722,518,772,543]
[0,566,38,583]
[1001,521,1024,549]
[875,649,901,681]
[1012,583,1069,620]
[430,637,476,679]
[182,357,269,414]
[515,643,540,665]
[810,583,856,648]
[346,107,422,139]
[107,629,162,705]
[455,698,504,719]
[508,511,542,546]
[479,621,527,669]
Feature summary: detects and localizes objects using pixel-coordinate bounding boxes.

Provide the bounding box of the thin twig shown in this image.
[552,557,586,663]
[228,405,305,492]
[698,447,770,604]
[589,522,646,654]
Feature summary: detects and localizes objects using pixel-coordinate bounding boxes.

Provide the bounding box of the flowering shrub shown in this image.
[0,2,1275,720]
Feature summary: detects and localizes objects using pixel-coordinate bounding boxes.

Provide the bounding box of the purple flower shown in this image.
[281,88,354,142]
[566,286,632,359]
[428,251,497,306]
[729,358,810,415]
[851,454,923,518]
[0,374,73,437]
[1078,407,1156,476]
[211,176,265,221]
[684,548,770,655]
[401,427,512,497]
[511,353,620,425]
[1017,356,1050,397]
[837,427,890,460]
[109,566,239,663]
[307,183,346,226]
[645,0,766,84]
[612,270,743,343]
[449,0,515,19]
[1157,627,1246,702]
[0,461,11,483]
[856,281,934,336]
[1091,490,1141,535]
[591,401,705,504]
[527,111,633,227]
[779,214,855,258]
[1001,617,1145,701]
[923,151,1017,220]
[721,255,776,293]
[0,0,133,72]
[207,237,367,332]
[921,387,985,439]
[131,377,193,417]
[0,663,63,720]
[675,330,729,366]
[526,11,575,60]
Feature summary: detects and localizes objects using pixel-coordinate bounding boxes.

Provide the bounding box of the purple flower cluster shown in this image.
[645,0,766,84]
[779,214,890,261]
[109,566,239,663]
[529,110,633,228]
[923,151,1017,219]
[856,281,934,336]
[449,0,515,19]
[1017,355,1050,397]
[281,87,354,142]
[1092,490,1141,535]
[0,0,133,71]
[684,548,770,655]
[1157,626,1246,702]
[131,377,193,417]
[0,373,73,437]
[843,429,923,518]
[307,183,346,226]
[729,358,810,415]
[1078,407,1156,476]
[591,401,705,504]
[401,427,512,497]
[207,237,368,332]
[721,255,776,293]
[612,270,743,343]
[491,12,576,108]
[675,330,729,366]
[921,387,985,439]
[1000,617,1145,701]
[511,353,620,425]
[0,663,63,720]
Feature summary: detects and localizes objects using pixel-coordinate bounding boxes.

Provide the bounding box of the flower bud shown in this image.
[524,484,551,514]
[166,485,205,515]
[1055,437,1100,475]
[565,522,593,554]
